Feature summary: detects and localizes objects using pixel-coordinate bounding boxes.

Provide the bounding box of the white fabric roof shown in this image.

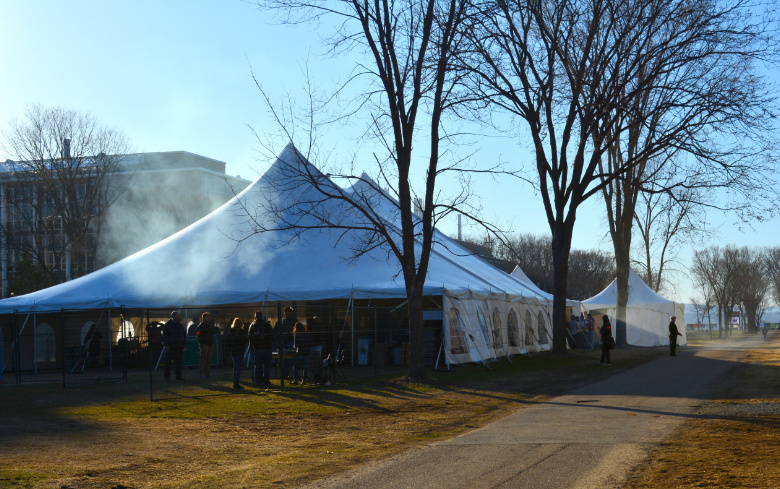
[0,145,543,313]
[582,267,685,346]
[510,266,552,300]
[583,267,675,309]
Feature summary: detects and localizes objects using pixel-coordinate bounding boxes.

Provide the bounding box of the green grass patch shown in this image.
[0,469,51,488]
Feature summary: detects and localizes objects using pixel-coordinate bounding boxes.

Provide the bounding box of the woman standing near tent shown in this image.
[291,321,311,385]
[599,316,613,366]
[226,317,247,389]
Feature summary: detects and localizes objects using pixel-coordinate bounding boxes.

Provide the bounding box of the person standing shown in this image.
[196,312,215,379]
[85,323,103,367]
[586,313,596,349]
[566,314,580,350]
[162,311,187,380]
[281,306,299,380]
[306,316,327,384]
[291,321,310,384]
[600,315,613,365]
[669,315,682,356]
[248,310,273,387]
[226,317,248,389]
[145,321,164,366]
[762,325,769,342]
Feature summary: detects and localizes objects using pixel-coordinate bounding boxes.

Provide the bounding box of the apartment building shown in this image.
[0,151,250,298]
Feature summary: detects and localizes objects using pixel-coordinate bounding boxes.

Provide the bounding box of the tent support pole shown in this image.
[2,311,30,376]
[61,309,66,389]
[109,308,112,371]
[33,313,37,376]
[278,302,284,391]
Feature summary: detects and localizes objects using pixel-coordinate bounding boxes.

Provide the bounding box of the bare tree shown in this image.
[632,176,707,295]
[465,0,777,349]
[253,0,474,378]
[690,292,717,339]
[692,245,742,338]
[472,233,613,299]
[766,247,780,307]
[464,0,675,351]
[1,104,132,295]
[567,249,614,301]
[733,247,769,334]
[594,0,777,345]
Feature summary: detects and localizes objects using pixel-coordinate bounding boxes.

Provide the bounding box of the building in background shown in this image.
[0,151,250,298]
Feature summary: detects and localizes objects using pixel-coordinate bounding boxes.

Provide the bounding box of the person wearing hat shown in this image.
[669,315,682,356]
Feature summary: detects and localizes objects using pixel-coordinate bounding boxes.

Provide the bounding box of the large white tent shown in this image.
[0,145,553,365]
[581,267,685,347]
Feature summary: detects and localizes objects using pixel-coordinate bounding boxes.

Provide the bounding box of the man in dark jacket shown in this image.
[248,310,273,387]
[162,311,187,380]
[669,315,682,356]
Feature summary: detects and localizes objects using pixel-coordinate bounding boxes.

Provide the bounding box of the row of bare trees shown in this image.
[462,233,614,300]
[692,246,780,337]
[252,0,779,376]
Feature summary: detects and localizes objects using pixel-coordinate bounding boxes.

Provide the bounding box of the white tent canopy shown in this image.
[510,266,550,298]
[581,268,685,347]
[0,145,553,364]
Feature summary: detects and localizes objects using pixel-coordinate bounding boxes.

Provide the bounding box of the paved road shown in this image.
[302,334,767,489]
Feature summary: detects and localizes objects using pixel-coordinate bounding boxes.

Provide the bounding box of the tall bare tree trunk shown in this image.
[550,217,574,354]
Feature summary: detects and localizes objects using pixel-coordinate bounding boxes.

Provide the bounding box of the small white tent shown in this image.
[581,268,685,347]
[0,145,552,365]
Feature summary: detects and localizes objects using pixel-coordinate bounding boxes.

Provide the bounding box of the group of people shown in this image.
[567,313,596,350]
[157,306,329,389]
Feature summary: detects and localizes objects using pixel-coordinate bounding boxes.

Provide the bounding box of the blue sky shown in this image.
[1,0,778,304]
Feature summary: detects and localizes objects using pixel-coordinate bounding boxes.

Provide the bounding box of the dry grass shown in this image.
[0,347,662,489]
[624,331,780,488]
[5,333,777,489]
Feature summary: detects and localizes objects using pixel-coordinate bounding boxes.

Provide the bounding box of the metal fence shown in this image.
[147,303,425,400]
[0,308,129,387]
[0,302,444,399]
